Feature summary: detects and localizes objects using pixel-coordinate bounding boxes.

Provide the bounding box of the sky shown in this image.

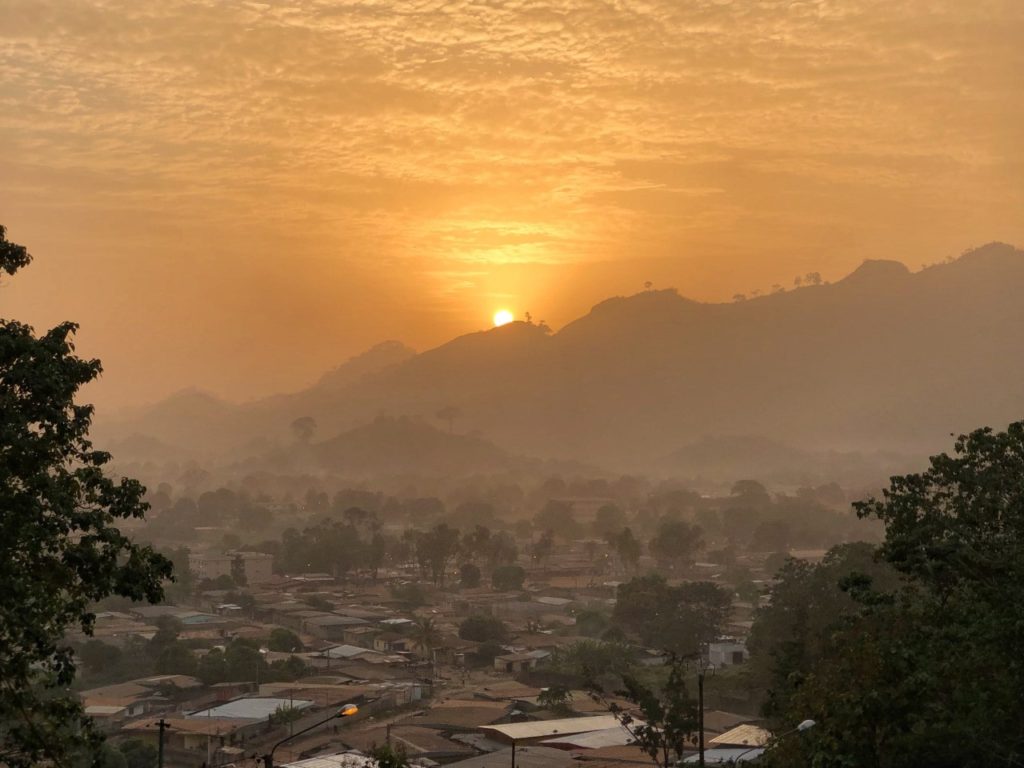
[1,0,1022,409]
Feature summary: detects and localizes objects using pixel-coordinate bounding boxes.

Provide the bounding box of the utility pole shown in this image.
[691,648,714,768]
[156,719,168,768]
[697,668,705,768]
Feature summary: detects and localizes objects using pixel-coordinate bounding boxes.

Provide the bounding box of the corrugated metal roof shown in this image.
[683,747,763,763]
[480,715,622,741]
[187,697,314,721]
[541,724,638,749]
[446,746,575,768]
[281,753,378,768]
[708,724,770,747]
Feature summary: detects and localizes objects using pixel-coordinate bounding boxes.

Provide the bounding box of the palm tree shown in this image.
[413,616,442,679]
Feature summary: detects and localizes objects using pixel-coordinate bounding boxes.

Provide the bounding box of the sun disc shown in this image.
[493,309,514,327]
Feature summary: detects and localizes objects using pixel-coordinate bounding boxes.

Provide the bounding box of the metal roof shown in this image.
[281,753,379,768]
[187,697,314,721]
[683,747,764,763]
[445,746,575,768]
[541,724,638,749]
[480,715,622,741]
[709,724,770,747]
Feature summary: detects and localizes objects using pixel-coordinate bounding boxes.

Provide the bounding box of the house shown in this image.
[708,640,748,667]
[343,625,380,646]
[493,652,541,674]
[373,631,416,654]
[123,715,259,755]
[303,614,370,641]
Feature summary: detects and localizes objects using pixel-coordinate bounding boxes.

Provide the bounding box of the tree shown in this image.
[485,531,518,567]
[458,614,509,643]
[369,743,410,768]
[534,500,580,539]
[413,616,441,653]
[224,638,268,682]
[747,542,898,720]
[574,609,611,638]
[77,640,123,674]
[390,582,427,608]
[593,504,628,536]
[436,405,462,433]
[268,628,304,653]
[491,564,526,591]
[290,416,317,442]
[530,529,555,568]
[459,562,482,589]
[648,519,704,571]
[155,641,198,676]
[197,648,228,685]
[613,575,730,656]
[588,653,698,768]
[0,226,172,767]
[117,738,158,768]
[762,422,1024,768]
[418,524,461,586]
[606,527,642,573]
[538,685,574,714]
[270,703,303,727]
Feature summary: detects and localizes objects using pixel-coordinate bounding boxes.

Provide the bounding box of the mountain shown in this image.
[106,242,1024,472]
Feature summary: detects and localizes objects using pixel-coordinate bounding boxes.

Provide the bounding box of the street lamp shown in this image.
[731,719,815,764]
[262,703,359,768]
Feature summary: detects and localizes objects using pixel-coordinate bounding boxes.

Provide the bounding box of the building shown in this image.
[188,552,233,581]
[708,640,748,667]
[235,551,275,584]
[188,550,276,585]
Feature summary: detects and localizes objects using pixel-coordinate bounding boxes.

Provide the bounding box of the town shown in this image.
[71,478,863,767]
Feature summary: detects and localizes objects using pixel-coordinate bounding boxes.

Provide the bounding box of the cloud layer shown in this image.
[1,0,1022,405]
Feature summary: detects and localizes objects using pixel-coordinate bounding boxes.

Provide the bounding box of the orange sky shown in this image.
[1,0,1022,409]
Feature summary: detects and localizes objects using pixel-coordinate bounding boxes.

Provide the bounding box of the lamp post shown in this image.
[732,719,816,764]
[262,703,358,768]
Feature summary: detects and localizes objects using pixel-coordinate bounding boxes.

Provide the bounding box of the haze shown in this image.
[1,0,1023,409]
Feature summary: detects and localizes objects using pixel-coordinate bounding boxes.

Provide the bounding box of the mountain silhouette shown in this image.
[105,242,1024,472]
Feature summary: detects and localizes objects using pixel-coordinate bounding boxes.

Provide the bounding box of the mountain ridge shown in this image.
[102,243,1024,472]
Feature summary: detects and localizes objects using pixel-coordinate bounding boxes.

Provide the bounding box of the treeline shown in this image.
[746,422,1024,767]
[143,478,869,573]
[73,618,310,689]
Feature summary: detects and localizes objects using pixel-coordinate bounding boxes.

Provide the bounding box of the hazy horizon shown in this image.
[3,0,1023,409]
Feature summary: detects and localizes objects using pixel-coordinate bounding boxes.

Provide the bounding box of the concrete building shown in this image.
[709,640,748,667]
[188,550,275,585]
[188,552,233,581]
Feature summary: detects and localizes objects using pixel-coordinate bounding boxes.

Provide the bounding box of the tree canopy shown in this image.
[759,422,1024,768]
[0,226,172,766]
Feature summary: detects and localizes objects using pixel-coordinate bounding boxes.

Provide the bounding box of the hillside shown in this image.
[104,242,1024,472]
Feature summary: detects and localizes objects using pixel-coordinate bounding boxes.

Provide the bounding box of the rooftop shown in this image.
[480,715,623,742]
[187,697,315,721]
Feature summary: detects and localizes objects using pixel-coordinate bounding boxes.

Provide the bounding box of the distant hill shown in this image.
[104,242,1024,474]
[313,415,514,476]
[659,435,916,488]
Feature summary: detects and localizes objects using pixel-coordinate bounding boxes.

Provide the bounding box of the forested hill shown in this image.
[104,242,1024,471]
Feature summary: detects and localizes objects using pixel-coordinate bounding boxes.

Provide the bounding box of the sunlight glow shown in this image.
[493,309,514,327]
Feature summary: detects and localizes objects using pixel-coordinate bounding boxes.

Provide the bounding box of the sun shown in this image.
[493,309,515,327]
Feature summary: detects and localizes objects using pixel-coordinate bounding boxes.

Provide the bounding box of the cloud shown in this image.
[0,0,1021,404]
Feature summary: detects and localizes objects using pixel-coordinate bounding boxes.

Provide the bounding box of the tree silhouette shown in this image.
[435,405,462,433]
[0,225,172,766]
